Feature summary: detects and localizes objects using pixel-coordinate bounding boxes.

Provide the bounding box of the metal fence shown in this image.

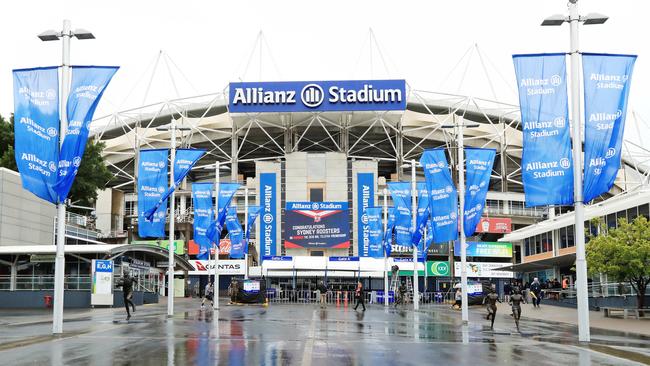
[0,275,92,291]
[264,289,456,306]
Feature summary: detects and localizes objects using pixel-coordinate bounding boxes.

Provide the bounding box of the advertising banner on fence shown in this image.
[454,262,514,278]
[192,182,213,260]
[12,66,60,203]
[55,66,118,203]
[284,202,349,248]
[357,172,375,257]
[364,207,384,258]
[229,79,406,113]
[464,148,495,237]
[513,53,573,206]
[582,53,636,202]
[260,173,277,259]
[420,149,458,243]
[387,182,412,246]
[137,149,168,238]
[454,241,513,258]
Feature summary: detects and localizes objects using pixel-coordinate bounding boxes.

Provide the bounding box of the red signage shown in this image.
[189,239,231,255]
[475,217,512,233]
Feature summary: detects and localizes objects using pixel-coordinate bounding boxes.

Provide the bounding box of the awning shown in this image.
[494,253,575,273]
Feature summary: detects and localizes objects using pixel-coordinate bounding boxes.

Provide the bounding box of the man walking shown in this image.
[318,281,328,308]
[117,272,137,321]
[530,278,542,308]
[353,282,366,311]
[201,281,214,309]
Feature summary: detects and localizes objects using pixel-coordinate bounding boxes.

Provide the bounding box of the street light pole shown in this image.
[411,159,419,311]
[541,0,609,343]
[52,19,71,335]
[457,120,469,324]
[244,186,249,280]
[383,188,389,308]
[213,162,220,310]
[167,118,176,317]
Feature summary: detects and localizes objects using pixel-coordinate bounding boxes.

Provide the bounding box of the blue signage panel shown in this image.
[229,79,406,113]
[260,173,277,259]
[365,207,384,258]
[329,256,360,262]
[357,173,375,257]
[262,255,292,261]
[138,149,168,238]
[582,53,636,203]
[94,260,113,273]
[513,53,573,207]
[284,201,349,249]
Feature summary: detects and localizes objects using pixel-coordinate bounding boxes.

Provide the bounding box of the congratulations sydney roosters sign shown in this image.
[284,202,349,249]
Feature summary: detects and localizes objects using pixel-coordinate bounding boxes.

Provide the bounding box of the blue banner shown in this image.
[245,205,261,255]
[226,206,244,259]
[387,182,412,246]
[54,66,118,203]
[357,172,375,257]
[192,182,213,260]
[383,207,397,257]
[364,207,384,258]
[420,149,458,243]
[229,80,406,113]
[464,148,496,237]
[582,53,636,203]
[145,148,205,220]
[12,67,60,203]
[411,182,430,247]
[138,149,168,238]
[513,53,573,206]
[206,182,241,245]
[259,173,277,260]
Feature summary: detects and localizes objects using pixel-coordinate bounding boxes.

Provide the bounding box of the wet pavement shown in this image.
[1,298,649,365]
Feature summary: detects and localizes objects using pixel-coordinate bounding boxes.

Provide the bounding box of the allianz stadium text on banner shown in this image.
[229,80,406,113]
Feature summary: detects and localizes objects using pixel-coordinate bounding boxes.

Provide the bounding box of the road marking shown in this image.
[300,309,318,366]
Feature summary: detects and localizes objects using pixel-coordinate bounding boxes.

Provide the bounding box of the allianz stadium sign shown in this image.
[228,79,406,113]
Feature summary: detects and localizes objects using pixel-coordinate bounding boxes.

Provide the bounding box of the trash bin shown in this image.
[44,295,53,308]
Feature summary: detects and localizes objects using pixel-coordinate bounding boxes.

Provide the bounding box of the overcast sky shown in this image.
[1,0,648,141]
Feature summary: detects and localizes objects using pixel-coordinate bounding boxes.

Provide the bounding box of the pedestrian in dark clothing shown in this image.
[530,278,542,308]
[504,282,512,303]
[318,281,328,308]
[353,282,366,311]
[117,272,137,320]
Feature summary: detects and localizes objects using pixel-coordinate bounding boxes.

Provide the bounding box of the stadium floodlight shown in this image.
[541,14,567,26]
[73,28,95,40]
[37,30,60,41]
[582,13,609,25]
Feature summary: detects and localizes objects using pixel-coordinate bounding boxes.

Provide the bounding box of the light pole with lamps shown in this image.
[441,118,480,324]
[38,19,95,335]
[541,0,608,342]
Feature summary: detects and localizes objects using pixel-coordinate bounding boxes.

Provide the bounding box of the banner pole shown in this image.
[52,19,71,335]
[383,188,389,308]
[167,118,176,317]
[213,162,220,310]
[411,159,419,310]
[568,0,590,342]
[458,118,469,324]
[244,187,249,279]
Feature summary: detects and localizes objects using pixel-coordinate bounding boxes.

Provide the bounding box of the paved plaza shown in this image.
[1,299,649,365]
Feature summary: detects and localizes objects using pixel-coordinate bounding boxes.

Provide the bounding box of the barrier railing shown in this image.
[263,289,456,306]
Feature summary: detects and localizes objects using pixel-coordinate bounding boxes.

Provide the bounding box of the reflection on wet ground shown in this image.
[0,299,648,365]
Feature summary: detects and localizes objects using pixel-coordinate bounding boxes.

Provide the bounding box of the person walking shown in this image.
[530,278,542,308]
[201,281,214,309]
[503,282,512,303]
[353,282,366,311]
[117,272,137,321]
[453,287,462,310]
[318,280,328,308]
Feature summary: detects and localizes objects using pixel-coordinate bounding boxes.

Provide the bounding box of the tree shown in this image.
[0,113,113,210]
[586,216,650,309]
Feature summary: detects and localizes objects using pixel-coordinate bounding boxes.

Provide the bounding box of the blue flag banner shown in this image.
[356,172,375,257]
[138,149,169,238]
[226,206,245,259]
[387,182,412,246]
[206,182,241,244]
[383,207,397,257]
[420,149,458,243]
[411,182,430,247]
[513,53,573,206]
[364,207,384,258]
[464,148,496,237]
[145,148,205,220]
[245,205,261,254]
[582,53,636,203]
[12,67,60,203]
[192,182,214,260]
[54,66,118,203]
